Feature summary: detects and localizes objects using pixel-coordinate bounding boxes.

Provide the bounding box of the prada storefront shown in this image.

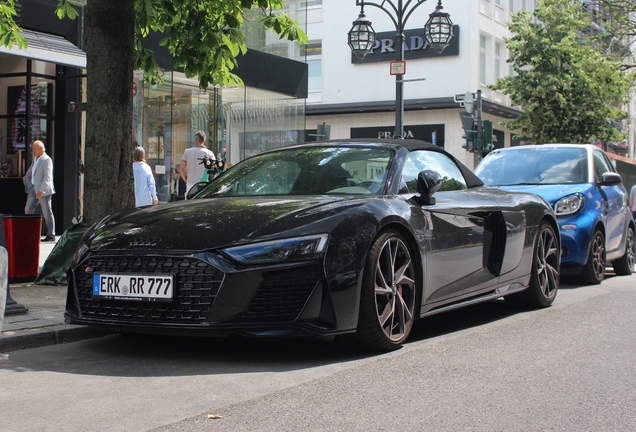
[1,0,308,233]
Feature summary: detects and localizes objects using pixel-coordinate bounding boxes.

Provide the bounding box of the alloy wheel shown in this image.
[535,225,560,299]
[373,236,416,342]
[590,233,606,281]
[626,229,635,271]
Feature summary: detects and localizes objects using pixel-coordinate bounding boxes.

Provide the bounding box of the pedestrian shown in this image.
[630,183,636,220]
[132,147,159,207]
[179,130,216,198]
[23,140,56,242]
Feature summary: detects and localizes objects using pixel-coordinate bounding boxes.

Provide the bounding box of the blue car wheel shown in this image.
[612,226,635,276]
[580,229,605,285]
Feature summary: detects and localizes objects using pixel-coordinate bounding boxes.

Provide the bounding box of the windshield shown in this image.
[475,147,588,186]
[195,146,394,198]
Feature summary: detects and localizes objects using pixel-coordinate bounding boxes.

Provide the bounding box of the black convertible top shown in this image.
[308,138,485,189]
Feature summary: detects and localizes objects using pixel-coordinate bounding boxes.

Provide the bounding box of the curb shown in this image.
[0,325,110,353]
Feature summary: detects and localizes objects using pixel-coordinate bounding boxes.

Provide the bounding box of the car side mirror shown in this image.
[414,170,442,206]
[600,172,622,186]
[186,181,208,200]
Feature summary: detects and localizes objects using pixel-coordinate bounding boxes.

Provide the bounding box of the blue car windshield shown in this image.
[475,147,588,186]
[195,146,394,198]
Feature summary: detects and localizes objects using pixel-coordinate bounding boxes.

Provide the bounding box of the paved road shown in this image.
[1,274,634,432]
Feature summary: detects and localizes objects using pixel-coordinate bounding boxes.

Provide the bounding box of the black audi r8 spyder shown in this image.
[66,139,560,351]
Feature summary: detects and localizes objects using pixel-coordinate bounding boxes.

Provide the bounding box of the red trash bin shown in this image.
[1,214,42,283]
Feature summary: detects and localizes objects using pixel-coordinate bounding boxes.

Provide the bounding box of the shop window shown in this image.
[494,42,501,82]
[303,41,322,92]
[480,35,487,85]
[134,71,223,202]
[0,58,55,178]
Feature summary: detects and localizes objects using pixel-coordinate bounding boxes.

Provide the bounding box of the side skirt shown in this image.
[419,283,527,319]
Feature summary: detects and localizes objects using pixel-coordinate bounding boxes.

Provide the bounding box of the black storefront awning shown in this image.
[0,29,86,68]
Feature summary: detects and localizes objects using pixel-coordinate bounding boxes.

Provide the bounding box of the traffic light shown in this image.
[459,112,476,152]
[459,113,494,154]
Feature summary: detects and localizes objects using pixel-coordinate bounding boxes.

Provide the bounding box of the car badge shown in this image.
[129,237,162,248]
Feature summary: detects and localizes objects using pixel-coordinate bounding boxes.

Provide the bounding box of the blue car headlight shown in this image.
[222,234,329,265]
[554,193,584,216]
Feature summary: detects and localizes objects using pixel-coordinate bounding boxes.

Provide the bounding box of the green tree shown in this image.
[0,0,306,224]
[491,0,633,144]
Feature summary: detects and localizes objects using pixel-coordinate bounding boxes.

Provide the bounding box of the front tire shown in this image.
[612,226,634,276]
[580,229,606,285]
[354,230,417,351]
[506,221,560,308]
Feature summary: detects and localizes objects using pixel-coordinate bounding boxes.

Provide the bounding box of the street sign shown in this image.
[459,111,476,134]
[464,91,475,113]
[454,91,477,103]
[390,61,406,76]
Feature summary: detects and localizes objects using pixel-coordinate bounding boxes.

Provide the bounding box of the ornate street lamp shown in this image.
[347,0,453,139]
[348,11,376,60]
[424,1,454,54]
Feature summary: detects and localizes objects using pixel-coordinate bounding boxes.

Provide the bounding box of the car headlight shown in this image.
[554,193,584,216]
[222,234,329,265]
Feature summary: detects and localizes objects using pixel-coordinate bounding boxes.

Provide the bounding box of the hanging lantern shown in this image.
[348,12,376,60]
[424,0,454,54]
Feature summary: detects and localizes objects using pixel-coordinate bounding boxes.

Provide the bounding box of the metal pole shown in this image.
[395,31,405,139]
[477,89,483,144]
[395,0,405,139]
[476,89,484,163]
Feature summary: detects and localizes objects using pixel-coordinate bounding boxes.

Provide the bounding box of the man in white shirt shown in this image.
[179,131,216,198]
[23,140,56,241]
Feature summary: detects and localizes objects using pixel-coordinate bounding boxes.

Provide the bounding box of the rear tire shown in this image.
[353,230,417,351]
[505,221,560,308]
[612,226,634,276]
[580,229,605,285]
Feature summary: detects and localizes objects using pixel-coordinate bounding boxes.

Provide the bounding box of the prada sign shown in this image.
[351,125,445,148]
[351,26,460,64]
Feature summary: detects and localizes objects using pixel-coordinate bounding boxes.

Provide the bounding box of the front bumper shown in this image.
[65,250,355,338]
[558,212,595,270]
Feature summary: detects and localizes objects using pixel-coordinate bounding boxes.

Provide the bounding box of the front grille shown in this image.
[73,254,224,324]
[241,267,323,322]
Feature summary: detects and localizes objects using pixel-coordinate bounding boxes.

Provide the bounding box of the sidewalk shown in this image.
[1,240,107,352]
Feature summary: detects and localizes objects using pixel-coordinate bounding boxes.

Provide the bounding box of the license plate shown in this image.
[92,274,174,302]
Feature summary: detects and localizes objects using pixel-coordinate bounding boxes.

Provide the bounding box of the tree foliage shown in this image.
[0,0,26,48]
[491,0,633,144]
[131,0,307,88]
[2,0,306,89]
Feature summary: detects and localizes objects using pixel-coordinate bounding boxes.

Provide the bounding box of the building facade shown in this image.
[305,0,635,169]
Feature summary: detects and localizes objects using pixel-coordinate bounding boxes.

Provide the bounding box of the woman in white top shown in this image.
[132,147,158,207]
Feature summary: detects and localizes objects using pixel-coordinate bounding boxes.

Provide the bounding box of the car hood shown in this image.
[490,184,588,206]
[85,196,373,252]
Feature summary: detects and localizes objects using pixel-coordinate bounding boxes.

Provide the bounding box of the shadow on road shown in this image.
[2,278,591,378]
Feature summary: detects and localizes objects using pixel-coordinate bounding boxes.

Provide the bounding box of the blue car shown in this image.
[475,144,634,284]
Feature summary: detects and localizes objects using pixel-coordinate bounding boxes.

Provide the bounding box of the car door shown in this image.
[401,150,502,305]
[593,150,627,254]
